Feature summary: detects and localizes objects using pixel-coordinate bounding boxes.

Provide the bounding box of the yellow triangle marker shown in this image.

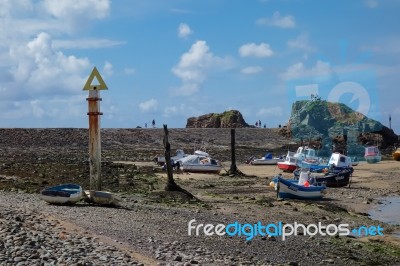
[83,67,108,90]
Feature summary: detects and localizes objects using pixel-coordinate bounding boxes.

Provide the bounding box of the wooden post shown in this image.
[87,88,102,190]
[163,124,179,191]
[83,67,108,191]
[163,125,173,183]
[229,128,237,173]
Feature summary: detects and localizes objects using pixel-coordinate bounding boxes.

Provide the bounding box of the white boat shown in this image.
[84,190,121,206]
[294,146,321,166]
[177,153,222,174]
[155,149,187,165]
[40,183,83,204]
[251,153,283,165]
[328,153,353,168]
[364,146,381,164]
[277,151,298,172]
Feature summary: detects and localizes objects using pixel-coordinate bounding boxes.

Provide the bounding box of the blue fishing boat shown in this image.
[40,183,83,204]
[276,176,326,200]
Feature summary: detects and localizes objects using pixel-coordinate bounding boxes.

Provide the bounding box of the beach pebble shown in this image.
[0,206,140,265]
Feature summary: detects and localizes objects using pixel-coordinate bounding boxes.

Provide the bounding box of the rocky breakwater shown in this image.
[0,205,141,265]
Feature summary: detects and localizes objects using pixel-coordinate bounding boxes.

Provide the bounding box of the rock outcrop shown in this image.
[186,110,250,128]
[285,100,398,156]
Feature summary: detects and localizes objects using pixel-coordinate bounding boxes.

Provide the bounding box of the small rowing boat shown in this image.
[84,190,121,206]
[40,183,83,204]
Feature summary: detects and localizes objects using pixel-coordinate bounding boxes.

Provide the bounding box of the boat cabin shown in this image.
[328,153,351,168]
[263,153,273,159]
[295,146,317,160]
[364,146,380,156]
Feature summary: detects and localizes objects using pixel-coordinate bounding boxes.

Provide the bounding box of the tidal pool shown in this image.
[369,196,400,226]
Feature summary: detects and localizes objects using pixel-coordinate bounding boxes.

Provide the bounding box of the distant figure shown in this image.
[259,120,261,127]
[145,123,147,128]
[278,124,281,128]
[264,124,266,128]
[152,119,155,128]
[255,121,258,127]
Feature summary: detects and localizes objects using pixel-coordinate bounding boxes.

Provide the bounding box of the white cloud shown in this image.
[287,34,315,52]
[162,103,203,118]
[30,100,46,118]
[0,1,115,124]
[280,61,333,80]
[172,83,200,96]
[241,66,263,74]
[257,11,296,28]
[124,68,136,75]
[0,95,86,122]
[53,39,124,49]
[365,0,379,8]
[139,98,158,112]
[257,106,283,117]
[163,106,178,117]
[8,32,90,98]
[43,0,110,21]
[172,40,233,96]
[178,23,193,39]
[362,36,400,54]
[103,61,113,76]
[239,43,274,58]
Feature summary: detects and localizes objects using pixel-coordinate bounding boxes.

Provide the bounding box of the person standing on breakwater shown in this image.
[152,119,156,128]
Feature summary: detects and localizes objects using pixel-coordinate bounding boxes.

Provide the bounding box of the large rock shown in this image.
[287,100,398,156]
[186,110,250,128]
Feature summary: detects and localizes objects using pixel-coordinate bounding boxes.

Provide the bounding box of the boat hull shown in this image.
[365,155,381,164]
[84,190,120,206]
[364,147,381,164]
[40,184,83,204]
[181,164,221,174]
[251,158,282,165]
[277,162,297,172]
[277,177,326,200]
[314,170,352,187]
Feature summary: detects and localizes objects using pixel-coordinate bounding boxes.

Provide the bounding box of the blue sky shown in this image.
[0,0,399,133]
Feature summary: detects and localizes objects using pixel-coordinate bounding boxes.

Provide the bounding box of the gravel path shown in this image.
[0,198,142,266]
[1,191,399,266]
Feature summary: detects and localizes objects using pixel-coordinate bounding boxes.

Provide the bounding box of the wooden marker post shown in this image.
[83,67,108,190]
[229,128,237,173]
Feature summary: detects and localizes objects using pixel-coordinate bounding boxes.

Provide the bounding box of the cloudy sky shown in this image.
[0,0,399,133]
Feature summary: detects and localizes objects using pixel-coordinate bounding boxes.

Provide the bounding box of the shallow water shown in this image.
[369,197,400,226]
